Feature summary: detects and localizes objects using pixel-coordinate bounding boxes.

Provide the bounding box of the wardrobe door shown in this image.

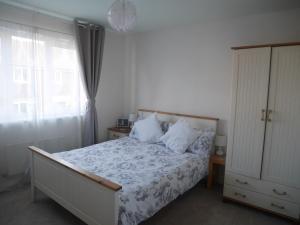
[262,46,300,188]
[227,47,271,178]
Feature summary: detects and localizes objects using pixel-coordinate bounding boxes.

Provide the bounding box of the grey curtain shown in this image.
[75,20,105,146]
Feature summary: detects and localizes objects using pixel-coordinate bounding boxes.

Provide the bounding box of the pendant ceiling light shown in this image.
[107,0,137,32]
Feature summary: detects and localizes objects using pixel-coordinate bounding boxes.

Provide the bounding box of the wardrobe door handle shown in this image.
[267,110,273,122]
[273,189,287,196]
[271,203,285,210]
[234,192,246,198]
[261,109,266,121]
[235,179,248,185]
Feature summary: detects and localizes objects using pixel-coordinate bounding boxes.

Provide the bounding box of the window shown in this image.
[0,21,86,123]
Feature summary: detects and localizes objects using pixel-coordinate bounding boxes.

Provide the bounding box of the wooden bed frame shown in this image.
[29,109,219,225]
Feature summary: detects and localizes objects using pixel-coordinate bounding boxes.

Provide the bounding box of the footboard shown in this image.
[28,146,122,225]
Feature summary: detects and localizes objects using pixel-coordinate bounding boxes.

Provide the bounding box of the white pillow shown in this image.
[160,119,200,154]
[187,128,215,156]
[129,114,163,143]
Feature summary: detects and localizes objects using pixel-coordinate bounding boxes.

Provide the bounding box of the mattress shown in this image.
[54,137,209,225]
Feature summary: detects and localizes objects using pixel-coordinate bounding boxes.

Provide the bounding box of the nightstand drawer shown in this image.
[224,185,300,219]
[225,172,300,204]
[108,131,128,140]
[107,127,131,141]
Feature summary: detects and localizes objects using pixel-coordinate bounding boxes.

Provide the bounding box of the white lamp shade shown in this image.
[107,0,137,32]
[128,113,137,122]
[215,135,227,147]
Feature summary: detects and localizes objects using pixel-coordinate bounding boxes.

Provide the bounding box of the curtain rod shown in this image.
[0,18,73,36]
[75,19,104,30]
[0,0,73,21]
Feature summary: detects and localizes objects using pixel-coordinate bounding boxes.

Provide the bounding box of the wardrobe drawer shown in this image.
[225,172,260,192]
[265,182,300,204]
[225,172,300,204]
[224,185,300,219]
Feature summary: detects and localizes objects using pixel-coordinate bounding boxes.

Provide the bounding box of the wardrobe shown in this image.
[224,43,300,220]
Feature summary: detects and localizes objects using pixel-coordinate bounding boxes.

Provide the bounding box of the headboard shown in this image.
[137,109,219,132]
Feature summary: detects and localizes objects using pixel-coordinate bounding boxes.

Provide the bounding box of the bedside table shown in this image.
[107,127,131,140]
[207,154,225,189]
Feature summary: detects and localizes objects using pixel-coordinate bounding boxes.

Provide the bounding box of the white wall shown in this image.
[133,8,300,135]
[96,31,130,142]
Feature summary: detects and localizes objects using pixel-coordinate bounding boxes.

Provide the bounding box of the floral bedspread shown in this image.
[54,137,209,225]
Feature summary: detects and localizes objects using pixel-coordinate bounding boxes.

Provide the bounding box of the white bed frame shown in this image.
[29,109,218,225]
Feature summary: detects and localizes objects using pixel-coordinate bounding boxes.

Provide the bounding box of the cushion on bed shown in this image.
[129,113,163,143]
[187,128,215,156]
[160,119,199,154]
[137,115,172,134]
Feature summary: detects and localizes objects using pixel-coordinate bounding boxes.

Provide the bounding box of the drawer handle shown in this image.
[267,109,273,122]
[271,203,285,210]
[235,179,248,185]
[234,192,246,198]
[272,189,287,196]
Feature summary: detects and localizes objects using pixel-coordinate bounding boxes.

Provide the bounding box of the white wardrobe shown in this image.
[224,44,300,220]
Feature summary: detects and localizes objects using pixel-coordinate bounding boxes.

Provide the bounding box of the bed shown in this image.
[28,109,219,225]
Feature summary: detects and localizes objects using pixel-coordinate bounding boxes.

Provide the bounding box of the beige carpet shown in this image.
[0,182,293,225]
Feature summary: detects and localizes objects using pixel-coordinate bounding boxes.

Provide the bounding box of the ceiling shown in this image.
[1,0,300,31]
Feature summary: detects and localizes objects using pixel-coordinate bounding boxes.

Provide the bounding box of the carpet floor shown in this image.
[0,183,293,225]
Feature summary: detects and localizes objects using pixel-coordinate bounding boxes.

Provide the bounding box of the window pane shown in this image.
[12,36,34,66]
[0,21,86,123]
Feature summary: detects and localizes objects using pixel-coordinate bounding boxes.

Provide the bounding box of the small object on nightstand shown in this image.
[207,154,225,189]
[116,118,129,128]
[215,135,227,156]
[128,113,137,128]
[107,127,131,140]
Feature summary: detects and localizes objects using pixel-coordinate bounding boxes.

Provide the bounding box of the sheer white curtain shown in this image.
[0,20,86,176]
